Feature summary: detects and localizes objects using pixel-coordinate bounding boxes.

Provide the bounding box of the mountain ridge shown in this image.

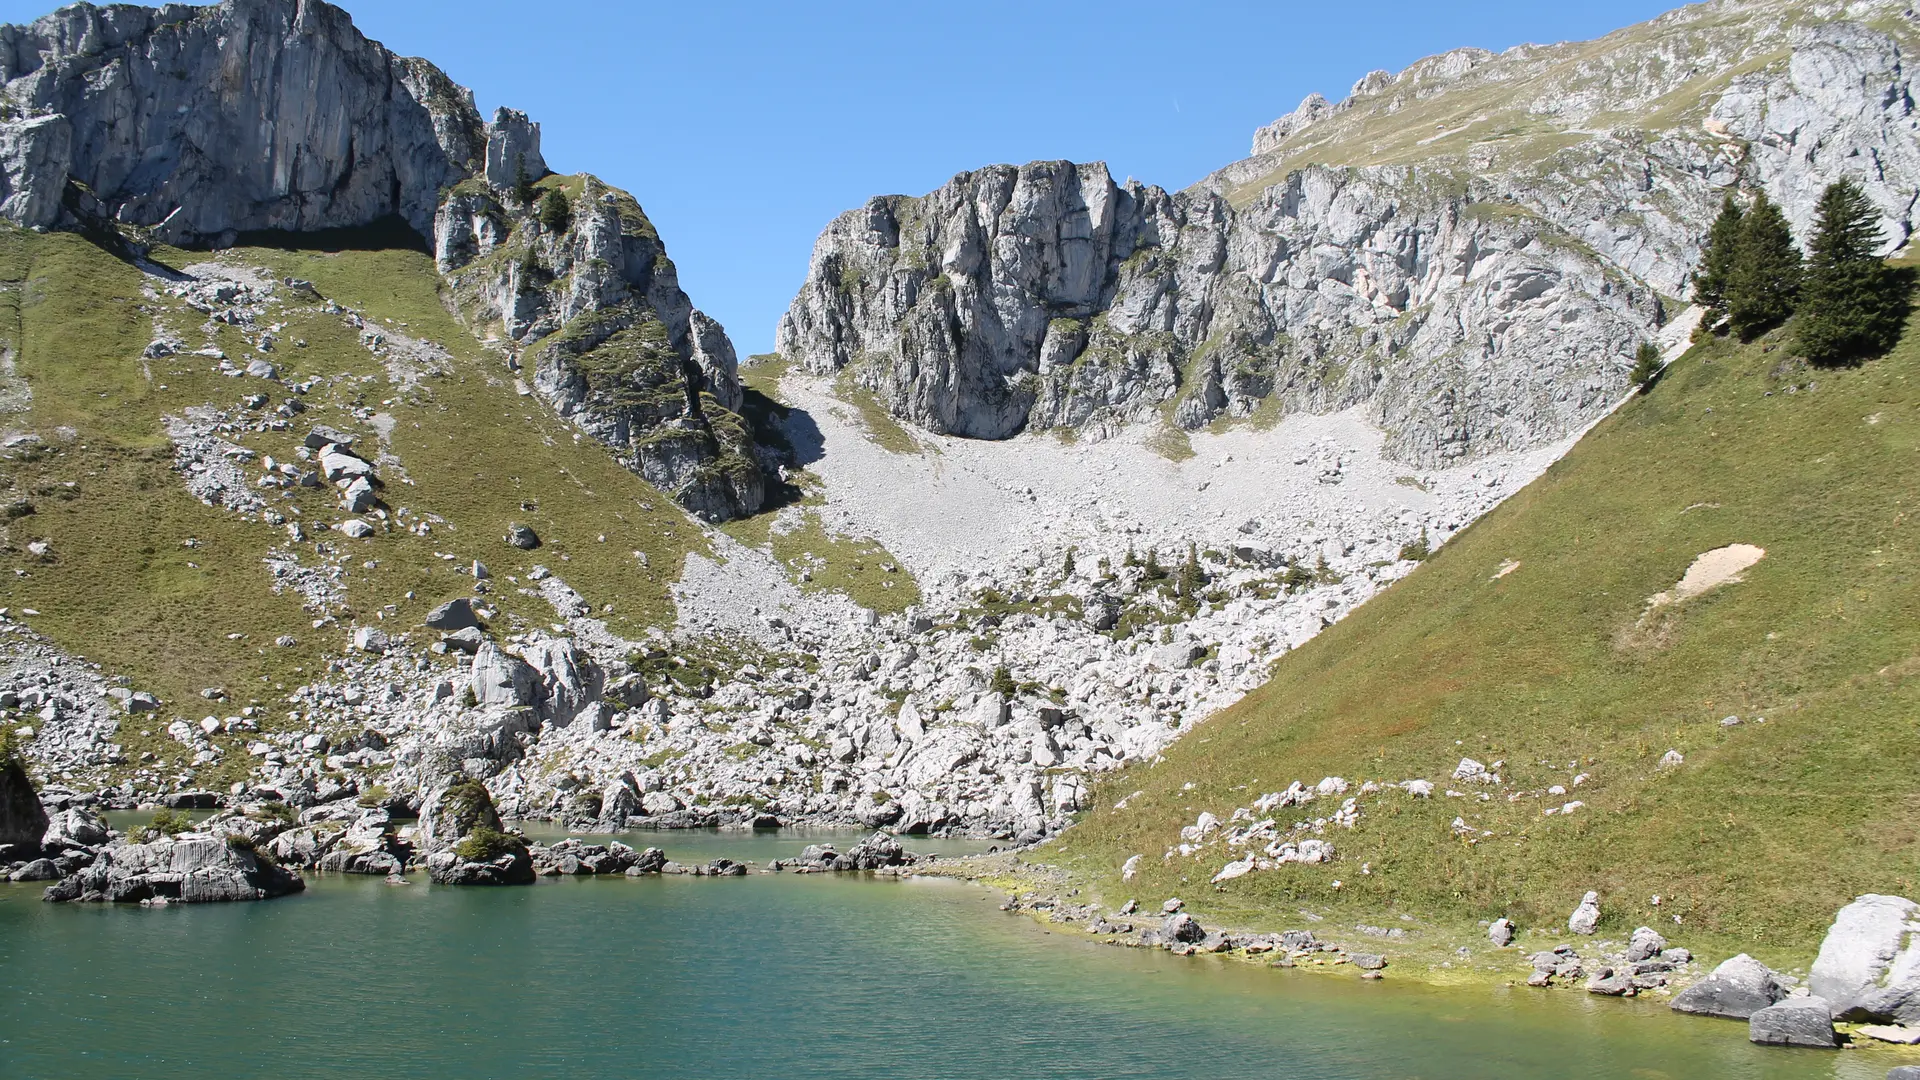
[776,0,1915,468]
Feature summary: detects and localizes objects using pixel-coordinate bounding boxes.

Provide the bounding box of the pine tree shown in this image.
[1176,544,1205,599]
[1691,193,1744,321]
[1797,179,1912,366]
[1726,191,1802,342]
[511,155,537,207]
[1629,341,1662,392]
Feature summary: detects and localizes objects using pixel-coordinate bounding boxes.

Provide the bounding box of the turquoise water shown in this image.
[0,829,1902,1080]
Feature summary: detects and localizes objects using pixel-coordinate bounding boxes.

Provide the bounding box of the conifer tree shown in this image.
[1691,193,1744,320]
[1797,178,1912,365]
[1726,191,1802,341]
[1629,341,1662,391]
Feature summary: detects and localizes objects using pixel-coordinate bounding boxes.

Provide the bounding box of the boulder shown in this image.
[1488,918,1515,947]
[519,634,603,726]
[342,476,376,513]
[1587,967,1637,996]
[1568,891,1601,935]
[1163,912,1205,944]
[9,857,59,881]
[1671,954,1789,1019]
[416,778,505,856]
[1626,926,1669,963]
[505,523,540,550]
[598,776,640,828]
[470,643,539,708]
[1810,894,1920,1023]
[424,598,479,632]
[1890,1067,1920,1079]
[42,836,304,903]
[416,779,532,886]
[623,847,667,875]
[443,626,486,654]
[1748,997,1838,1049]
[305,426,356,451]
[41,806,109,849]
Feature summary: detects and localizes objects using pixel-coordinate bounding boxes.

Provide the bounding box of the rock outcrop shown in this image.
[0,0,481,244]
[418,777,533,885]
[0,0,766,521]
[42,834,304,903]
[778,1,1919,466]
[435,172,764,521]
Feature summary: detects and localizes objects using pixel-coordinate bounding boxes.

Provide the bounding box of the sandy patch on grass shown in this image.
[1646,544,1766,610]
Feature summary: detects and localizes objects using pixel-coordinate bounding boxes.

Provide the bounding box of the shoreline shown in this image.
[910,851,1920,1068]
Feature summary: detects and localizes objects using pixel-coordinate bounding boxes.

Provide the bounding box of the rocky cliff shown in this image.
[0,0,764,520]
[778,0,1920,465]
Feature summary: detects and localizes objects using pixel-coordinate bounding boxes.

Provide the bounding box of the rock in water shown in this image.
[417,778,533,886]
[42,836,304,903]
[1747,997,1838,1049]
[1568,891,1601,935]
[0,752,48,849]
[1809,894,1920,1023]
[1671,954,1790,1020]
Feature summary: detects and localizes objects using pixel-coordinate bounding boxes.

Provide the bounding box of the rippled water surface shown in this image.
[0,829,1899,1079]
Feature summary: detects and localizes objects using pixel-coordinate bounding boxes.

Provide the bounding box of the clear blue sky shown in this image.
[2,0,1677,355]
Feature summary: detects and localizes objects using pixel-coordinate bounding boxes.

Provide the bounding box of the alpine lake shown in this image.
[0,825,1898,1079]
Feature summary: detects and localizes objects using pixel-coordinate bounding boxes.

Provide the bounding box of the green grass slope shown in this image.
[0,227,720,786]
[1052,312,1920,959]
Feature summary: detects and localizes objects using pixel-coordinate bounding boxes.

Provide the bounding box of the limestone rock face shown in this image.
[0,0,484,243]
[483,107,546,190]
[778,2,1920,467]
[435,172,765,522]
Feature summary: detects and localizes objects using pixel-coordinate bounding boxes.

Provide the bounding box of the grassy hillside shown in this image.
[1050,303,1920,960]
[0,227,717,784]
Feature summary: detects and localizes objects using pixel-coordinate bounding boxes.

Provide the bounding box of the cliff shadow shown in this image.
[738,386,822,518]
[229,214,431,255]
